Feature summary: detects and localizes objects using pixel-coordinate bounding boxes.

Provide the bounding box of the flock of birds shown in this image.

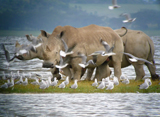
[109,0,136,23]
[0,71,79,89]
[0,0,155,91]
[0,70,153,90]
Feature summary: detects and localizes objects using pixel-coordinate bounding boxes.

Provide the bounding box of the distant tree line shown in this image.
[0,0,159,32]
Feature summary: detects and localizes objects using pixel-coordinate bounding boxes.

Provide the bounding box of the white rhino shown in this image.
[41,24,124,81]
[86,27,159,81]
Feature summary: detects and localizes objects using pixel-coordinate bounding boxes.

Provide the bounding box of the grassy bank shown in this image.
[0,79,159,93]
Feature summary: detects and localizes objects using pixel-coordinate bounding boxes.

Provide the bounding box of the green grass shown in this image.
[0,79,159,93]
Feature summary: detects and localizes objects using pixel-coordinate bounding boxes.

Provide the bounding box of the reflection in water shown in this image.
[0,36,160,80]
[0,93,160,117]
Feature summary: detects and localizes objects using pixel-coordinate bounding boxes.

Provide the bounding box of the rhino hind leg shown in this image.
[132,63,145,81]
[145,63,159,80]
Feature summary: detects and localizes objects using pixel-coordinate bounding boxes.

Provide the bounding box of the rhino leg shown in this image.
[145,63,159,80]
[132,63,145,81]
[85,68,94,81]
[61,66,73,81]
[96,61,111,81]
[50,68,61,80]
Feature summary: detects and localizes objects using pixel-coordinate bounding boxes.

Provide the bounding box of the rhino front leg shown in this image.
[61,66,73,81]
[96,61,112,81]
[132,63,145,81]
[85,68,95,81]
[50,68,61,80]
[112,60,122,81]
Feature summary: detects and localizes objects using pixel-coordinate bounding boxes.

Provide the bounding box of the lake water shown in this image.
[0,36,160,116]
[0,93,160,117]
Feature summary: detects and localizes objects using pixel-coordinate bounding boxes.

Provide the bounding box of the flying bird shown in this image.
[26,34,43,45]
[120,13,136,23]
[89,39,115,58]
[78,52,96,68]
[108,0,121,10]
[100,39,116,56]
[60,38,76,57]
[55,55,69,69]
[123,52,152,64]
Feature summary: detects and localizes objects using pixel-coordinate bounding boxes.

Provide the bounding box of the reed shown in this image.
[0,79,159,93]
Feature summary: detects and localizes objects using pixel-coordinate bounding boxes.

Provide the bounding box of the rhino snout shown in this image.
[42,61,54,68]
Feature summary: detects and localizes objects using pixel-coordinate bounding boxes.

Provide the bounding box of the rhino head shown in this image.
[16,31,50,61]
[41,26,65,69]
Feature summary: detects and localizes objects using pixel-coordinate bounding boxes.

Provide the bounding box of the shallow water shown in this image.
[0,93,160,117]
[0,36,160,79]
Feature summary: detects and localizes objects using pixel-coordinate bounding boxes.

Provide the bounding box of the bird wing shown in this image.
[2,44,10,62]
[136,58,152,64]
[26,35,33,42]
[124,52,152,64]
[67,43,76,52]
[61,38,68,52]
[124,13,131,20]
[123,52,136,58]
[108,45,114,53]
[59,56,64,66]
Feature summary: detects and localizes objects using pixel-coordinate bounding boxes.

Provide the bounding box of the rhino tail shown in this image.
[146,36,155,65]
[118,27,128,37]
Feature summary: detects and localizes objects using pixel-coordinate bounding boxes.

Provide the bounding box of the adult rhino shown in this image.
[86,27,159,81]
[41,24,124,81]
[15,32,62,80]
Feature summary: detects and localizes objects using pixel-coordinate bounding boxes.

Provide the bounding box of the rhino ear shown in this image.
[41,30,48,38]
[58,31,64,39]
[46,45,51,52]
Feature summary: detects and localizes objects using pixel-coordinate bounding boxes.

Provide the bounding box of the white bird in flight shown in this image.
[60,38,76,57]
[121,13,136,23]
[108,0,121,10]
[78,52,96,68]
[55,55,68,69]
[123,52,152,64]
